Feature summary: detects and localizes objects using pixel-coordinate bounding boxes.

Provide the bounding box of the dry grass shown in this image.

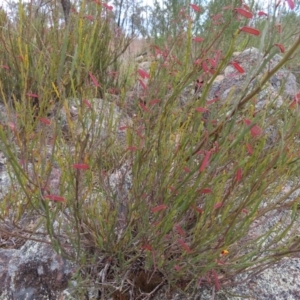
[121,38,151,60]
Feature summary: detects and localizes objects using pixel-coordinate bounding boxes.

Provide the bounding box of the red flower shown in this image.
[39,118,51,125]
[232,61,245,73]
[151,204,168,213]
[44,195,66,202]
[240,26,260,36]
[274,43,285,53]
[89,72,101,87]
[138,69,150,79]
[234,8,253,19]
[258,11,268,17]
[199,151,211,172]
[190,4,201,12]
[103,3,113,10]
[286,0,295,10]
[193,37,204,42]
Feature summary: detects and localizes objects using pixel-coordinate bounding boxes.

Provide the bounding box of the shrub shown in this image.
[0,0,130,110]
[0,1,300,299]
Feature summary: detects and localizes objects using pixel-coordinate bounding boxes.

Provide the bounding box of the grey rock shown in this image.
[0,239,74,299]
[207,47,298,106]
[219,257,300,300]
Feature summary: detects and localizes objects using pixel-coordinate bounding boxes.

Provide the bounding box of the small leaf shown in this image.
[193,37,204,42]
[26,93,38,98]
[89,72,101,87]
[202,61,209,73]
[2,65,9,70]
[236,168,242,182]
[240,26,260,36]
[286,0,295,10]
[119,126,128,130]
[86,15,94,21]
[103,3,113,10]
[235,7,253,19]
[250,125,263,137]
[19,159,26,166]
[209,68,215,75]
[196,107,209,113]
[107,87,119,94]
[39,117,51,125]
[175,224,185,237]
[194,58,202,66]
[178,239,192,253]
[214,202,223,209]
[151,204,168,213]
[212,270,221,291]
[242,208,249,214]
[244,119,263,137]
[73,163,89,170]
[200,188,213,194]
[138,79,147,90]
[190,204,203,214]
[83,99,92,109]
[149,99,160,105]
[190,3,201,12]
[195,78,204,90]
[174,265,181,271]
[243,119,251,126]
[290,100,297,109]
[138,69,150,79]
[8,122,16,131]
[139,102,149,112]
[183,166,190,173]
[71,7,78,14]
[198,277,204,288]
[207,97,219,105]
[246,143,253,155]
[232,61,245,73]
[209,58,217,68]
[141,244,152,251]
[274,43,285,53]
[212,13,222,21]
[258,11,268,17]
[44,195,66,202]
[169,186,178,194]
[199,151,211,172]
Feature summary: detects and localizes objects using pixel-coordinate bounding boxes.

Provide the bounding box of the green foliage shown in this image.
[0,0,300,299]
[149,0,200,45]
[0,0,130,109]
